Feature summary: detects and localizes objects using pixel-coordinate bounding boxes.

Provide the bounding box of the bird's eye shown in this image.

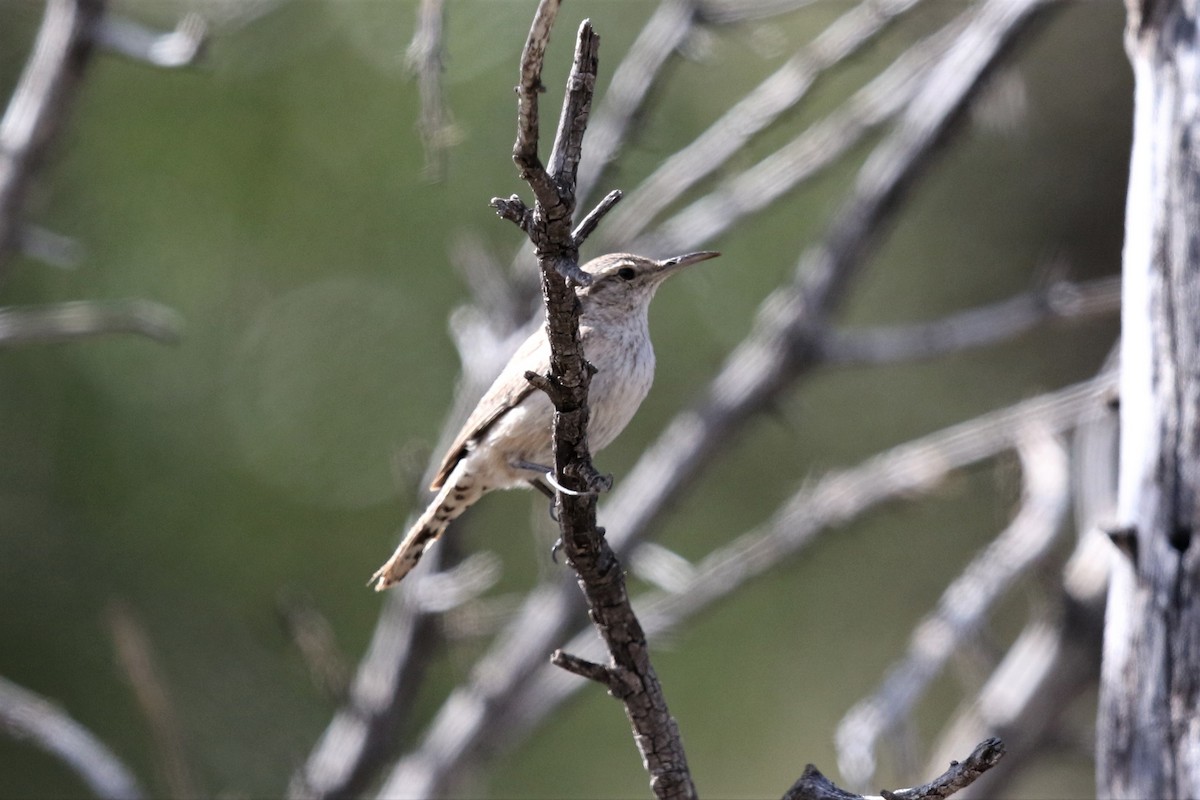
[617,266,636,281]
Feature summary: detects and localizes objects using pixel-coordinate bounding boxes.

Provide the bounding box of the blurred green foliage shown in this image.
[0,1,1126,797]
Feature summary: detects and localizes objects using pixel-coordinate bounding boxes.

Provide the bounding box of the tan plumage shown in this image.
[429,332,542,491]
[371,251,719,590]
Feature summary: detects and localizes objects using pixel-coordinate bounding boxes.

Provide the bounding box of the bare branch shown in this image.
[631,542,697,594]
[507,10,696,798]
[836,433,1071,788]
[546,25,598,190]
[551,650,614,686]
[0,300,183,346]
[376,583,581,797]
[405,0,455,181]
[599,0,930,252]
[923,604,1101,799]
[0,674,144,800]
[627,375,1109,639]
[94,13,207,68]
[106,602,198,800]
[696,0,823,24]
[572,189,622,247]
[778,738,1004,800]
[883,737,1006,800]
[0,0,105,273]
[821,275,1121,365]
[276,593,351,701]
[449,233,530,327]
[921,392,1116,797]
[512,0,563,210]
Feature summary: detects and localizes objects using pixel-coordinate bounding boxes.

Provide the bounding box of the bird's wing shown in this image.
[430,326,549,490]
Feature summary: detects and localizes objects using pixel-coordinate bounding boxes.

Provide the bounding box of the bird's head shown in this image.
[575,251,719,316]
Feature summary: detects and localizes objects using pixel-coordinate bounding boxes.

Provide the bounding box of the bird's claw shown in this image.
[584,471,614,494]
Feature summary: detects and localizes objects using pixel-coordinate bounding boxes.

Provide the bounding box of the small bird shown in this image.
[370,250,719,590]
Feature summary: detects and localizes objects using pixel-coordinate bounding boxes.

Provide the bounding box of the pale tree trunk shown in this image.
[1099,1,1200,797]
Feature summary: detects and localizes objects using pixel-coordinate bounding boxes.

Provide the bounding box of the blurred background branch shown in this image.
[0,0,104,273]
[0,675,143,800]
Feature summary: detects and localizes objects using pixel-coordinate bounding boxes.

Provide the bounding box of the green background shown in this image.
[0,1,1127,797]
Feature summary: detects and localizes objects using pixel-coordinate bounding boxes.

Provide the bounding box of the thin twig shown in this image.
[0,674,144,800]
[405,0,454,181]
[883,737,1006,800]
[511,0,564,217]
[105,602,198,800]
[778,738,1004,800]
[551,650,614,686]
[572,189,622,247]
[276,593,351,701]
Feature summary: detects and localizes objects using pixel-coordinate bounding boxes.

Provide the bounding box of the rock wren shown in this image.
[370,250,719,590]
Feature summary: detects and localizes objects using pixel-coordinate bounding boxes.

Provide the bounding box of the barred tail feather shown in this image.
[370,465,477,591]
[369,520,445,590]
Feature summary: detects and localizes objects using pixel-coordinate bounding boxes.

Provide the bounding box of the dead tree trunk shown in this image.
[1098,2,1200,797]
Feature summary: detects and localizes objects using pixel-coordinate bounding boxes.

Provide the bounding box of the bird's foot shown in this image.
[571,459,613,494]
[515,460,608,497]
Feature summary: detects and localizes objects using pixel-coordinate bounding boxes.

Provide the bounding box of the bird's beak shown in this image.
[655,250,720,277]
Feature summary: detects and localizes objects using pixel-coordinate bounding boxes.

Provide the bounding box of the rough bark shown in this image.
[493,6,696,798]
[1098,1,1200,797]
